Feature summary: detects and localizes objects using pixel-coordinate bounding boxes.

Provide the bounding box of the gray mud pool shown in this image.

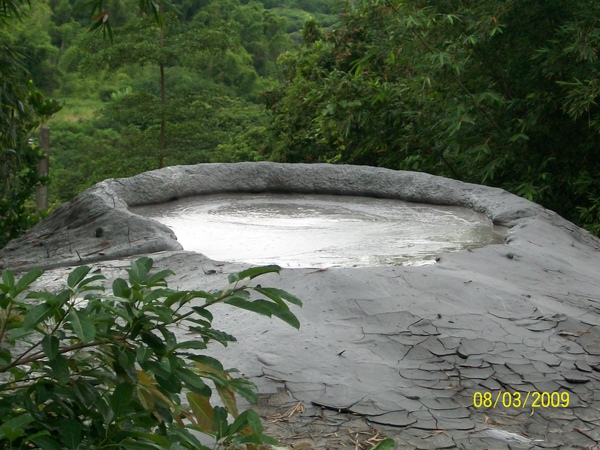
[130,193,505,268]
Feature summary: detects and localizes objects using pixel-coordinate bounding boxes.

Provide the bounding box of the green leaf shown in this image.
[172,340,208,352]
[188,326,236,346]
[42,335,60,360]
[145,269,174,286]
[236,265,281,280]
[187,392,215,432]
[370,438,397,449]
[216,384,239,418]
[48,354,70,385]
[191,306,214,322]
[213,406,228,440]
[30,435,64,450]
[111,382,134,419]
[2,270,15,290]
[14,269,44,296]
[26,291,62,306]
[225,298,300,329]
[129,257,153,282]
[112,278,130,298]
[189,355,224,372]
[167,427,211,450]
[67,310,96,343]
[67,266,92,289]
[255,287,303,307]
[164,291,187,307]
[23,303,53,330]
[177,368,211,396]
[61,420,82,450]
[141,331,167,356]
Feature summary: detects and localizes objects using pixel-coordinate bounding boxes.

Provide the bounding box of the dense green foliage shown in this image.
[268,0,600,234]
[0,257,302,448]
[2,0,600,246]
[0,0,339,248]
[0,0,61,247]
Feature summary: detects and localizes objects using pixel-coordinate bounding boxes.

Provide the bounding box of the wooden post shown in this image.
[36,125,49,211]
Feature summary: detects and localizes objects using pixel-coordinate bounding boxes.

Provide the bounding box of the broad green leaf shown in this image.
[26,291,61,305]
[224,296,271,316]
[164,291,187,307]
[172,340,208,352]
[187,392,215,431]
[111,382,134,419]
[61,420,82,450]
[0,414,35,432]
[14,269,44,295]
[30,435,64,450]
[144,269,174,286]
[112,278,130,298]
[167,427,211,450]
[42,335,59,360]
[136,347,154,365]
[216,384,239,418]
[189,355,225,372]
[191,306,214,322]
[67,310,96,343]
[129,257,153,282]
[141,331,167,356]
[137,387,155,411]
[188,326,236,346]
[23,303,53,330]
[2,270,15,289]
[255,287,303,307]
[229,378,258,404]
[155,372,182,393]
[177,368,211,396]
[212,406,228,440]
[48,354,70,385]
[370,438,397,449]
[77,274,106,288]
[236,265,281,280]
[67,266,91,289]
[225,298,300,329]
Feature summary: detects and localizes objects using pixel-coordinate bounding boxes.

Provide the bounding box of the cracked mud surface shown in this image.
[3,163,600,449]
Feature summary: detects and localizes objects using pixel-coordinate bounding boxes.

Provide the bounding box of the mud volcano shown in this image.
[1,163,600,449]
[130,193,505,268]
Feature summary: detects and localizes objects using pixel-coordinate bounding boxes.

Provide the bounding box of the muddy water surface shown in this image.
[130,194,505,268]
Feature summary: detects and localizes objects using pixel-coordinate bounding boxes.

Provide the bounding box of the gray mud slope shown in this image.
[2,162,600,449]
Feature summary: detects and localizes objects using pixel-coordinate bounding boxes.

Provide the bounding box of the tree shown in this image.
[267,0,600,234]
[1,0,61,249]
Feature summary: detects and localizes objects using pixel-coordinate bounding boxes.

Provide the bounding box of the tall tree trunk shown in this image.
[158,6,166,169]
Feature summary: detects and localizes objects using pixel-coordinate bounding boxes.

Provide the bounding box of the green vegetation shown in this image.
[0,257,302,448]
[267,0,600,234]
[2,0,600,247]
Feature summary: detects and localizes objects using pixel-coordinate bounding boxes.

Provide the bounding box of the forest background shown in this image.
[1,0,600,249]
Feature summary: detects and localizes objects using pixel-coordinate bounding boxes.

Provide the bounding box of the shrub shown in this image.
[0,257,302,449]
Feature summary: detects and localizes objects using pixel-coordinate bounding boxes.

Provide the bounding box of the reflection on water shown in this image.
[130,194,505,268]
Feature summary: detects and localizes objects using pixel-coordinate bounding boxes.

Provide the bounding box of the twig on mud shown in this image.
[268,401,306,422]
